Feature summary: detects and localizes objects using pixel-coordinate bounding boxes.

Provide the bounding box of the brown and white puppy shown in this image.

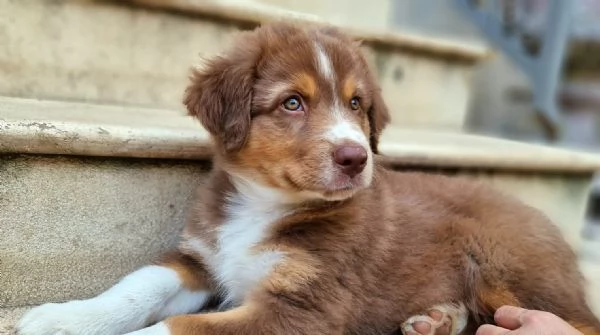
[17,22,600,335]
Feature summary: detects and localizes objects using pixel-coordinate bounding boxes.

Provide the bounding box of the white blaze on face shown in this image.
[313,41,372,189]
[325,111,373,187]
[315,42,335,83]
[314,41,369,147]
[326,117,370,148]
[324,114,373,192]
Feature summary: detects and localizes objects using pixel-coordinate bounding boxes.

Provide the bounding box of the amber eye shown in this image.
[350,97,360,111]
[282,96,303,112]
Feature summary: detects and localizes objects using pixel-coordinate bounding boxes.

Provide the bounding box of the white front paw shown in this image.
[16,300,121,335]
[126,322,170,335]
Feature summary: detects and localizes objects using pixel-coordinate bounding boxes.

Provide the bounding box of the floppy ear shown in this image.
[367,88,390,153]
[349,40,391,154]
[183,47,257,153]
[367,87,391,154]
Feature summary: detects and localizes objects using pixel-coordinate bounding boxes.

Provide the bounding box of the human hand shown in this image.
[476,305,583,335]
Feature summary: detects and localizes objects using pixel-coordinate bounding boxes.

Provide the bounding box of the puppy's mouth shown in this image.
[327,173,363,191]
[280,150,373,202]
[282,170,365,201]
[315,170,370,201]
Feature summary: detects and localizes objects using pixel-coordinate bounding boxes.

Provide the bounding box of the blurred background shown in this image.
[387,0,600,237]
[1,0,600,329]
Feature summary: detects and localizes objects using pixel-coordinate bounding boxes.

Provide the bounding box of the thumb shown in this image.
[476,324,510,335]
[494,305,528,330]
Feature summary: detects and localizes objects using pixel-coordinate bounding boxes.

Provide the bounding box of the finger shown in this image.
[476,324,511,335]
[494,305,528,330]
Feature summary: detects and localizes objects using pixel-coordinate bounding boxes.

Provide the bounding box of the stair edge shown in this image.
[126,0,490,63]
[2,97,600,173]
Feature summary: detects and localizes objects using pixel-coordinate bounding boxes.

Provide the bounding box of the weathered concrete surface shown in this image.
[4,97,600,173]
[379,128,600,173]
[0,0,481,130]
[248,0,393,30]
[1,153,597,308]
[368,49,475,130]
[0,306,25,335]
[0,97,212,160]
[127,0,488,61]
[0,155,210,308]
[2,98,599,303]
[0,0,239,110]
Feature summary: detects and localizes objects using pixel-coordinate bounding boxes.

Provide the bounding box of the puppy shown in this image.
[17,22,600,335]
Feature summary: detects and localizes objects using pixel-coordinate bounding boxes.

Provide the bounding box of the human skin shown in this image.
[476,305,584,335]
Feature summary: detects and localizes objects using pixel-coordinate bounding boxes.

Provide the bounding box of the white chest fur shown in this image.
[215,192,287,305]
[185,178,294,306]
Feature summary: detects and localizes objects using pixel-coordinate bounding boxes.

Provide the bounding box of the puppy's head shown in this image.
[185,22,390,201]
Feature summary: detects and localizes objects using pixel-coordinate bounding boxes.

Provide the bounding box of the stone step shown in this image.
[1,0,487,131]
[1,96,599,316]
[130,0,394,31]
[0,307,26,335]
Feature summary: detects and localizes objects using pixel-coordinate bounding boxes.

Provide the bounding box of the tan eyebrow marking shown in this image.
[294,72,317,99]
[342,76,357,102]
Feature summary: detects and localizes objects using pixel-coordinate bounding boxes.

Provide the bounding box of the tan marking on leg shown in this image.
[477,286,521,312]
[162,252,339,335]
[159,251,212,291]
[165,306,253,335]
[568,322,600,335]
[259,250,320,293]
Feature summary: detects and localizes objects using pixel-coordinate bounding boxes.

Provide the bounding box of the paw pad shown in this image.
[401,304,466,335]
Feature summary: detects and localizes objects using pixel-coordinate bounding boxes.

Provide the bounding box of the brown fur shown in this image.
[162,22,599,335]
[158,251,213,292]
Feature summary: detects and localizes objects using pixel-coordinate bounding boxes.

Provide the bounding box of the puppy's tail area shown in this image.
[462,258,600,334]
[461,259,519,326]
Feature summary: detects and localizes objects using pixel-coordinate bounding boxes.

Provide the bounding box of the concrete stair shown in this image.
[1,1,600,333]
[2,96,600,334]
[1,0,486,131]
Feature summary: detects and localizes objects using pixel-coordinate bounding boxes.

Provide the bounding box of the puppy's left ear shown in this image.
[367,88,391,154]
[353,41,390,154]
[183,40,258,153]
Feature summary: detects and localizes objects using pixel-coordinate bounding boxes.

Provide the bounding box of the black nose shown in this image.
[333,145,367,178]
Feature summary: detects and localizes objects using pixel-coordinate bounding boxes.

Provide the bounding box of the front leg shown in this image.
[17,251,212,335]
[129,257,346,335]
[130,299,344,335]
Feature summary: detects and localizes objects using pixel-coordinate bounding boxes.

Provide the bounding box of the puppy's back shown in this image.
[371,168,600,331]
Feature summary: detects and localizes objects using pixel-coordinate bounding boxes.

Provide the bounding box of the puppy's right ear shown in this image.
[183,41,259,153]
